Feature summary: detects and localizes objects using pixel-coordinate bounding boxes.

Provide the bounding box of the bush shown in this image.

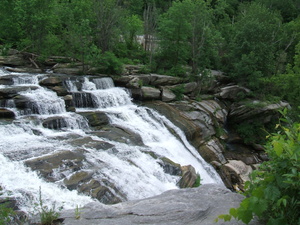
[0,202,15,225]
[35,187,61,225]
[97,51,123,75]
[217,112,300,224]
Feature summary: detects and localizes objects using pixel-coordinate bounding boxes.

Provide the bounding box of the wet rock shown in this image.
[12,95,29,109]
[144,101,202,146]
[0,108,15,118]
[49,85,69,96]
[0,86,38,99]
[178,165,197,188]
[67,136,114,150]
[91,126,144,146]
[64,171,94,190]
[79,179,124,204]
[0,75,14,85]
[79,111,110,128]
[60,183,262,225]
[42,116,68,129]
[158,157,182,176]
[24,150,86,182]
[63,95,74,111]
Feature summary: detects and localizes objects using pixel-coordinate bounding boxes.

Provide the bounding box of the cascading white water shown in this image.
[93,77,115,89]
[0,68,223,216]
[0,69,93,213]
[74,77,223,194]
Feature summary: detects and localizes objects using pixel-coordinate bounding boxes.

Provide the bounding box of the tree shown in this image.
[0,1,21,46]
[157,0,193,73]
[189,0,224,73]
[93,0,124,52]
[226,2,283,89]
[13,0,60,55]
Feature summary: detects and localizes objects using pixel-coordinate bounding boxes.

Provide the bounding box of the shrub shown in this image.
[217,112,300,224]
[171,84,185,100]
[35,187,61,225]
[0,202,15,225]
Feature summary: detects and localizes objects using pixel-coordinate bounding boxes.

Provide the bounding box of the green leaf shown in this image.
[273,141,284,156]
[229,208,238,218]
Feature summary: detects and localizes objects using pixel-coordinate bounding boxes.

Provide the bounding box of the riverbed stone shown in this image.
[178,165,197,188]
[64,171,94,190]
[79,111,110,128]
[0,108,15,118]
[24,150,86,182]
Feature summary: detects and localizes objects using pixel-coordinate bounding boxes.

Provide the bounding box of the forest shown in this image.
[1,0,300,115]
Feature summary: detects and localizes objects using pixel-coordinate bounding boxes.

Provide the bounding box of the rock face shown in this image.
[60,184,261,225]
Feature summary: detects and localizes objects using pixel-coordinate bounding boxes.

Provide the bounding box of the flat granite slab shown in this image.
[60,183,262,225]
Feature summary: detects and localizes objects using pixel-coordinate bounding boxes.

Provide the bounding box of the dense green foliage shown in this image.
[0,0,300,115]
[217,113,300,224]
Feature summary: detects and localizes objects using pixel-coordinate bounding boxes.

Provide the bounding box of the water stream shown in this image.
[0,68,222,214]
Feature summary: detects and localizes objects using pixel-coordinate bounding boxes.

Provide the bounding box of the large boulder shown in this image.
[60,183,262,225]
[228,100,290,124]
[178,165,198,188]
[220,160,253,191]
[141,86,161,100]
[161,87,176,102]
[216,85,250,101]
[0,108,15,118]
[199,138,227,164]
[79,111,110,128]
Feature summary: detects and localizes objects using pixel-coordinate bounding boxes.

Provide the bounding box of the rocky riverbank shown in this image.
[0,50,288,224]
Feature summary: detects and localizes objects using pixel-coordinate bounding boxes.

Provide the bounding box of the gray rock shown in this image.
[162,87,176,102]
[60,184,262,225]
[229,100,290,124]
[79,111,110,128]
[221,160,253,191]
[216,85,250,101]
[199,139,227,164]
[0,86,39,98]
[141,86,161,100]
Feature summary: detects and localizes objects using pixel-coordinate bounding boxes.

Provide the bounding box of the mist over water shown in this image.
[0,68,222,213]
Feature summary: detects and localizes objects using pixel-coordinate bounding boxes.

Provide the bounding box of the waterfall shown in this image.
[0,68,222,215]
